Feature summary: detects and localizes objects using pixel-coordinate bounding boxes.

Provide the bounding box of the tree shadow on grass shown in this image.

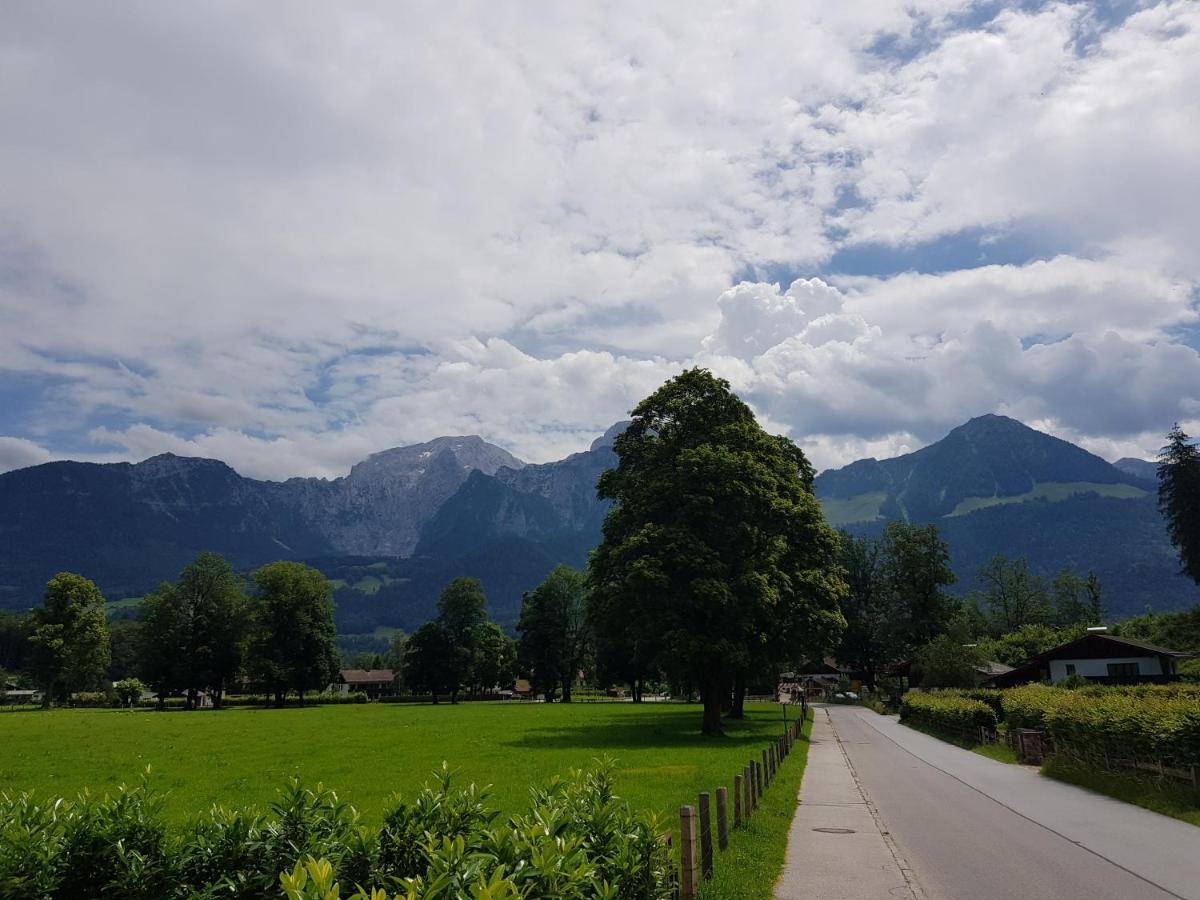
[498,706,809,751]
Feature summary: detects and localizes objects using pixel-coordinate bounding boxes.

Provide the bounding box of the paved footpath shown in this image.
[777,705,1200,900]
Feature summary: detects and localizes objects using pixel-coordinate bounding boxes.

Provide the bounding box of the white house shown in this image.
[987,629,1188,687]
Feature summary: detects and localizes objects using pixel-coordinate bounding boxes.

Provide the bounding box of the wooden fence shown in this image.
[674,696,808,899]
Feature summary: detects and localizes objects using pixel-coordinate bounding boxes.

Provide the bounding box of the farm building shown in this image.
[334,669,397,698]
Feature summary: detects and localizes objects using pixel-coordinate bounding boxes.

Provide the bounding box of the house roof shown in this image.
[975,660,1014,676]
[339,669,395,684]
[985,632,1189,687]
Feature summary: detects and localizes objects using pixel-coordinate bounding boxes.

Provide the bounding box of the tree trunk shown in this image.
[274,689,285,708]
[701,685,724,735]
[561,677,572,703]
[728,677,746,719]
[632,678,642,703]
[298,689,305,707]
[431,692,439,705]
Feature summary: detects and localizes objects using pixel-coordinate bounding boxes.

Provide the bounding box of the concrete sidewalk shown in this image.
[774,707,920,899]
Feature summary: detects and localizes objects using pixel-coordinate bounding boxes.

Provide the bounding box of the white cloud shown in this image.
[0,2,1198,478]
[0,437,52,473]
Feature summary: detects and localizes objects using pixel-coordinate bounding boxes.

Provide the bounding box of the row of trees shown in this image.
[17,556,342,708]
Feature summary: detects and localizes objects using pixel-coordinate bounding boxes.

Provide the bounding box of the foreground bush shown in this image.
[0,762,674,900]
[900,692,997,736]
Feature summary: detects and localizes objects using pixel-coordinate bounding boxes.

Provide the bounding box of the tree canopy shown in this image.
[247,561,339,707]
[518,565,590,701]
[589,368,845,733]
[28,572,111,707]
[1159,424,1200,586]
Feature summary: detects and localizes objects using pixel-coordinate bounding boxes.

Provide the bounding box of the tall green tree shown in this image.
[137,553,248,708]
[28,573,111,707]
[879,522,957,659]
[589,368,846,734]
[1159,424,1200,586]
[246,561,339,707]
[976,555,1049,634]
[436,577,489,703]
[835,532,886,688]
[471,622,517,695]
[404,621,454,702]
[1050,569,1104,627]
[176,552,248,708]
[518,565,590,702]
[138,582,186,706]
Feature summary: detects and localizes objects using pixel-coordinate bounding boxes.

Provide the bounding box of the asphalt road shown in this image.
[825,705,1200,900]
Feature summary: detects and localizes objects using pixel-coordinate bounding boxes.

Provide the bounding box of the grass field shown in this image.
[0,701,809,898]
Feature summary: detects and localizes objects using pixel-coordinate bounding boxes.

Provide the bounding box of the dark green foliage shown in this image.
[1159,424,1200,586]
[137,553,249,708]
[106,618,141,681]
[518,565,590,701]
[1115,604,1200,651]
[834,533,885,687]
[879,522,957,658]
[974,555,1049,633]
[28,573,110,706]
[590,369,845,733]
[974,623,1085,666]
[900,692,997,733]
[0,764,674,900]
[0,611,31,675]
[404,622,455,701]
[247,562,340,707]
[916,633,982,689]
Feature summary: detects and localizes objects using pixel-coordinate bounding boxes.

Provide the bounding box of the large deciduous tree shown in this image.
[247,561,339,707]
[589,368,846,734]
[436,577,489,703]
[28,573,111,707]
[975,555,1049,634]
[1159,424,1200,586]
[518,565,590,702]
[879,522,957,659]
[138,552,249,708]
[835,532,886,689]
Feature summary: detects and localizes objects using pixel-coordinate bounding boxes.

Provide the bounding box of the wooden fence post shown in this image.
[733,774,743,827]
[762,749,770,787]
[756,760,764,797]
[716,786,729,851]
[745,763,754,815]
[680,806,698,900]
[698,792,713,880]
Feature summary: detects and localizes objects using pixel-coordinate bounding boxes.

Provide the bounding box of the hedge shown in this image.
[900,692,998,735]
[0,763,674,900]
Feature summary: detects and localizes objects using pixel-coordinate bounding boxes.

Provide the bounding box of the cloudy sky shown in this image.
[1,1,1198,479]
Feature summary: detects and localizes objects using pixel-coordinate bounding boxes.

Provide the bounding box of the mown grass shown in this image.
[1042,757,1200,827]
[700,709,812,900]
[1,701,812,893]
[0,701,799,825]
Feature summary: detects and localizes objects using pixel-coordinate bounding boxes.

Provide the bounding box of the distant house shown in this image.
[886,658,1012,689]
[986,631,1189,688]
[335,669,397,698]
[783,659,851,698]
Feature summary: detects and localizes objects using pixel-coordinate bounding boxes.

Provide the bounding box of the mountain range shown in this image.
[0,415,1194,638]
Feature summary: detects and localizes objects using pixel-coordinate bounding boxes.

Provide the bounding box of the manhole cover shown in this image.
[812,827,856,834]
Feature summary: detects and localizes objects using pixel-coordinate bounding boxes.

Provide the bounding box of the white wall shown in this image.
[1048,656,1162,681]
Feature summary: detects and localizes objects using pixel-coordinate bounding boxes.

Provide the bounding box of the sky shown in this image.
[1,1,1198,479]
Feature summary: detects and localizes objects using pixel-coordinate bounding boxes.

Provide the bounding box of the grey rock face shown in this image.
[276,436,525,556]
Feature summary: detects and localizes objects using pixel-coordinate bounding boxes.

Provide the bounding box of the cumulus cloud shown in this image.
[0,2,1198,478]
[0,437,52,473]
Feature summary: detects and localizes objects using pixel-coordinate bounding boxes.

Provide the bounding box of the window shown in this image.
[1106,662,1139,677]
[1065,664,1076,676]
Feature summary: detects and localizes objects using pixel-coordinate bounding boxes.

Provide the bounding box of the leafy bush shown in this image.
[900,692,997,735]
[0,762,674,900]
[999,683,1200,768]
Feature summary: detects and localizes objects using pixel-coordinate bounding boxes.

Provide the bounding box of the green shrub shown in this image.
[998,683,1200,769]
[0,762,674,900]
[900,692,997,735]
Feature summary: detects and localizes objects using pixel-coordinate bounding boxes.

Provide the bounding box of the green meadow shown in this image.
[0,701,809,898]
